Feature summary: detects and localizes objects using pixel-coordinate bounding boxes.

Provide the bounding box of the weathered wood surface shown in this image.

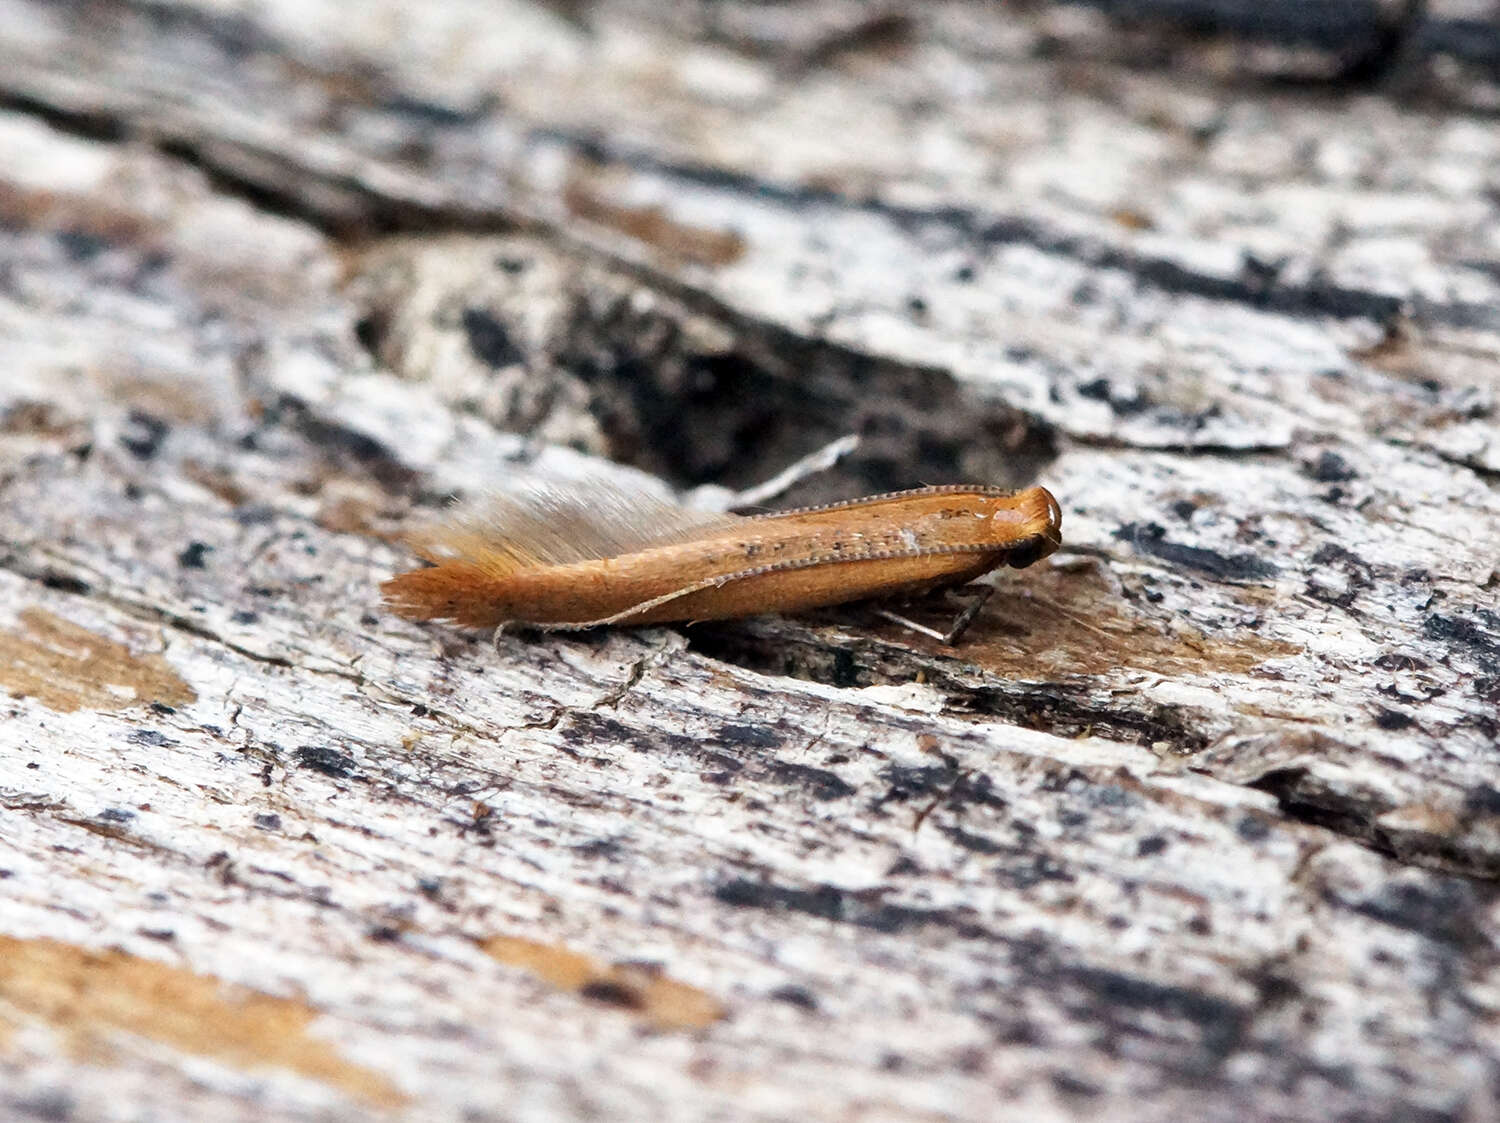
[2,2,1499,1120]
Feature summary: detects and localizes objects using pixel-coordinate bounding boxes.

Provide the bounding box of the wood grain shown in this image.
[1,2,1497,1121]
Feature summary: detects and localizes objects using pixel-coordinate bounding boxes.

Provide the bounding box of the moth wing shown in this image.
[550,542,1011,629]
[411,471,745,573]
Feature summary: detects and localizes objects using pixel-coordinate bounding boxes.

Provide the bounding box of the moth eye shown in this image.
[1005,536,1048,569]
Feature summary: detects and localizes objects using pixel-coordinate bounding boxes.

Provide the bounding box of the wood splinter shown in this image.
[381,475,1062,644]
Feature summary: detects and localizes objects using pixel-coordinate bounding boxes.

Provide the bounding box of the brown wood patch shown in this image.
[564,172,746,266]
[0,935,406,1107]
[884,564,1301,679]
[0,608,196,713]
[480,935,726,1031]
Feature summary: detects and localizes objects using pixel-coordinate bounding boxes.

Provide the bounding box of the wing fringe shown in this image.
[399,472,744,573]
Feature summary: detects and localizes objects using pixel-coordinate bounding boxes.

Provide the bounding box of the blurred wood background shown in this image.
[1,1,1498,1120]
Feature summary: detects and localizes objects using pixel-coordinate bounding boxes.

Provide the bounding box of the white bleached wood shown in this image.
[1,3,1498,1122]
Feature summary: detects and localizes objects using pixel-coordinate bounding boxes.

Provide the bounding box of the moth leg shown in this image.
[875,584,993,646]
[491,622,509,651]
[939,584,993,645]
[873,608,951,644]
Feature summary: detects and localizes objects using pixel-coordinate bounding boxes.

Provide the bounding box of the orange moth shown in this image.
[381,476,1062,639]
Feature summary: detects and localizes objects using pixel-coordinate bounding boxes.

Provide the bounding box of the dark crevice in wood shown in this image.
[251,394,422,495]
[563,326,1060,498]
[683,622,1212,753]
[345,239,1061,498]
[149,136,523,242]
[0,73,1411,337]
[0,89,516,240]
[1057,0,1406,52]
[714,877,998,938]
[1246,766,1396,847]
[686,620,1500,880]
[2,15,1482,338]
[1044,0,1500,98]
[0,88,133,144]
[1058,0,1427,83]
[1422,445,1500,484]
[560,710,857,802]
[1248,766,1500,882]
[544,126,1417,326]
[938,683,1212,754]
[1411,13,1500,73]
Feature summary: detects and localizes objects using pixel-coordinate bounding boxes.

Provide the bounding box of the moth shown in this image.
[381,475,1062,642]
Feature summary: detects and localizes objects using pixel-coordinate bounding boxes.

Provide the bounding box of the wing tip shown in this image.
[381,563,508,628]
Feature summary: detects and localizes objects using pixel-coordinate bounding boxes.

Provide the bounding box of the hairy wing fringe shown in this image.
[408,473,744,571]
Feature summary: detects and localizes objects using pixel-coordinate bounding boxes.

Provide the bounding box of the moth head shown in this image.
[1003,487,1063,569]
[1004,534,1056,569]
